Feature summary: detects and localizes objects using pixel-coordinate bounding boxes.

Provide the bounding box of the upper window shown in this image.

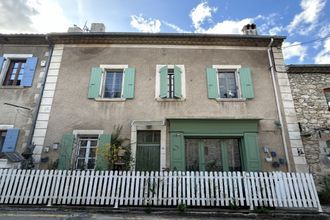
[206,65,254,100]
[0,54,38,87]
[155,65,186,100]
[3,59,26,86]
[324,88,330,110]
[88,65,135,100]
[103,69,123,98]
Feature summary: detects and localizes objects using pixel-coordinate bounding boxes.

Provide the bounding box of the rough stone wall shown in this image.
[288,72,330,182]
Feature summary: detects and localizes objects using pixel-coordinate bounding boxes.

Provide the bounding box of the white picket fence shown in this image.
[0,169,322,211]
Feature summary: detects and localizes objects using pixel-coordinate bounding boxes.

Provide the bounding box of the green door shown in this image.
[135,131,160,171]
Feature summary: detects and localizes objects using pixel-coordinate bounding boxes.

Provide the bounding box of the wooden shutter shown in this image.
[239,67,254,99]
[170,132,185,171]
[159,65,168,98]
[88,67,103,99]
[2,128,19,153]
[57,133,75,170]
[95,134,111,170]
[206,68,219,99]
[21,57,38,87]
[122,67,135,99]
[242,133,261,171]
[0,57,4,70]
[174,65,182,98]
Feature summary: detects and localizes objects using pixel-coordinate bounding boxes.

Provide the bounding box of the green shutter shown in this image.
[174,65,182,98]
[239,67,254,99]
[206,68,219,99]
[58,133,75,170]
[88,67,103,99]
[159,65,168,98]
[123,67,135,99]
[170,132,185,171]
[242,133,261,171]
[95,134,111,170]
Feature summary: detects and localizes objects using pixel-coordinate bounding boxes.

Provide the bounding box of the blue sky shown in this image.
[0,0,330,64]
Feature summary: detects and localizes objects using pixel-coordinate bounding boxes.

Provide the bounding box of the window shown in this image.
[218,70,238,98]
[324,88,330,110]
[75,135,98,170]
[103,70,123,98]
[206,66,254,100]
[3,60,26,86]
[88,65,135,100]
[0,55,38,87]
[0,130,7,154]
[185,138,242,172]
[156,65,185,100]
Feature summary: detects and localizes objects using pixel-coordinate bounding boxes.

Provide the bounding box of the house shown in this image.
[23,24,309,173]
[287,64,330,180]
[0,34,50,168]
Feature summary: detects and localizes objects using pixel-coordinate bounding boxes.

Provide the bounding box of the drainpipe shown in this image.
[26,36,53,148]
[267,38,291,172]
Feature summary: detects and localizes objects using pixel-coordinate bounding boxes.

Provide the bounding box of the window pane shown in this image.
[224,139,242,171]
[77,159,86,169]
[90,148,97,157]
[104,70,123,98]
[78,148,86,157]
[185,139,199,171]
[204,139,223,171]
[219,72,238,98]
[87,159,95,169]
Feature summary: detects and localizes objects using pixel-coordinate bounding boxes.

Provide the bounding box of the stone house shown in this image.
[0,34,50,168]
[27,28,308,173]
[287,65,330,180]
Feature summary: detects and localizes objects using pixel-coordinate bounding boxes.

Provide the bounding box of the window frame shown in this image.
[72,130,104,170]
[75,135,99,170]
[324,88,330,111]
[0,54,33,87]
[212,65,242,100]
[97,64,128,101]
[155,64,186,101]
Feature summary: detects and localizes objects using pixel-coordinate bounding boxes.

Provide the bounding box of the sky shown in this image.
[0,0,330,64]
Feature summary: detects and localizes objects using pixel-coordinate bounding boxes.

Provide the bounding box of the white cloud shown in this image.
[27,0,71,33]
[268,26,284,35]
[162,21,189,33]
[130,15,161,33]
[282,41,308,62]
[287,0,326,34]
[0,0,71,33]
[315,38,330,63]
[190,1,217,32]
[202,18,253,34]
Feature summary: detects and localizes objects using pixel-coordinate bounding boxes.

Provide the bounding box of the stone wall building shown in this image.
[287,65,330,181]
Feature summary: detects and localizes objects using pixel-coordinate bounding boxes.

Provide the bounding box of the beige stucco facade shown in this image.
[36,36,296,172]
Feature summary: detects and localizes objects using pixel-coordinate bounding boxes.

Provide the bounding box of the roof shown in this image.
[0,32,285,47]
[287,64,330,74]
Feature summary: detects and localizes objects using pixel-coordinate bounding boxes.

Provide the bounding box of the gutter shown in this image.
[267,38,291,172]
[26,36,54,148]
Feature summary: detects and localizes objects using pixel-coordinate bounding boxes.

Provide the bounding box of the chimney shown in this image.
[90,23,106,32]
[242,23,258,35]
[67,25,83,33]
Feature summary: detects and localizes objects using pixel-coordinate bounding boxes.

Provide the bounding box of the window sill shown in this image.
[94,97,127,102]
[215,98,247,102]
[155,97,186,102]
[0,86,25,89]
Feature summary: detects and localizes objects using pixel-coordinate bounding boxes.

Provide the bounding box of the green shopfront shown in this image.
[169,119,261,172]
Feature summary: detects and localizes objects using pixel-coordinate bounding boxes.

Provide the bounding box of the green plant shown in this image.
[253,206,270,214]
[229,199,238,210]
[318,175,330,204]
[177,203,187,213]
